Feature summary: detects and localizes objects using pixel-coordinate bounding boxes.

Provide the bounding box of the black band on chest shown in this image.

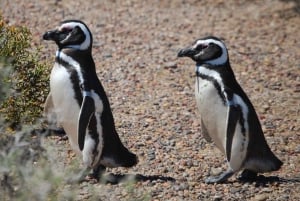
[196,72,227,105]
[55,57,83,106]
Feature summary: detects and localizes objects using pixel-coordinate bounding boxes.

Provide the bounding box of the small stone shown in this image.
[210,167,223,176]
[251,194,269,201]
[164,62,177,69]
[230,187,240,194]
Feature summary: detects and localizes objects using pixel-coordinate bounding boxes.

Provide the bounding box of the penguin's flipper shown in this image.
[225,102,241,162]
[78,95,95,151]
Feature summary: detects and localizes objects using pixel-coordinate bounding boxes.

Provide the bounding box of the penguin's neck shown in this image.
[195,64,222,77]
[58,48,90,57]
[55,50,90,93]
[55,49,74,65]
[56,49,93,68]
[195,61,233,77]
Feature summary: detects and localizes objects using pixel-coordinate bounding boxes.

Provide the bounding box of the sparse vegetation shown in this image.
[0,125,83,201]
[0,14,50,128]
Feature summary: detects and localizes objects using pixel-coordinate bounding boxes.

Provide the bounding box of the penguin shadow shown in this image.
[236,175,300,187]
[95,173,176,185]
[34,129,300,187]
[31,129,175,185]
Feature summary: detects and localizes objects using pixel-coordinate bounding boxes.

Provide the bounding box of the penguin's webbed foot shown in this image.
[205,169,234,184]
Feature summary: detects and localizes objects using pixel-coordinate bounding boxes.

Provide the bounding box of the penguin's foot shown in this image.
[87,165,106,181]
[237,169,258,182]
[205,169,234,184]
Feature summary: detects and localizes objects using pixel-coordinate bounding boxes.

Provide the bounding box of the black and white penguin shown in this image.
[43,20,138,179]
[177,36,282,183]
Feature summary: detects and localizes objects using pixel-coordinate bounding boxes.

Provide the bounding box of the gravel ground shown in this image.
[1,0,299,200]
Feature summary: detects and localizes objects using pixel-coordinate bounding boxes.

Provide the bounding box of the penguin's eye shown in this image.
[196,44,208,51]
[60,27,72,34]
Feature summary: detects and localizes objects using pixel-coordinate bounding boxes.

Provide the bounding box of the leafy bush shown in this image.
[0,14,50,128]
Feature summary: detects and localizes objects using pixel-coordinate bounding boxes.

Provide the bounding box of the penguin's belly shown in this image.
[195,78,227,153]
[50,63,81,154]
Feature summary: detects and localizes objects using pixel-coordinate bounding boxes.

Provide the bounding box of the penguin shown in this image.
[177,36,282,183]
[43,20,138,179]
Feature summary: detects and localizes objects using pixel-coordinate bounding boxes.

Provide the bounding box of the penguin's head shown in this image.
[178,36,228,66]
[43,20,93,51]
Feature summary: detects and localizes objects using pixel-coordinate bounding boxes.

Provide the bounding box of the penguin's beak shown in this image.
[43,30,57,41]
[43,29,68,43]
[177,47,196,58]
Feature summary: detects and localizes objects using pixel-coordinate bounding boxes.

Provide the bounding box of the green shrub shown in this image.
[0,14,50,128]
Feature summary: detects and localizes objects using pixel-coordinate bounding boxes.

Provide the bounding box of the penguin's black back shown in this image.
[91,72,138,167]
[218,62,282,172]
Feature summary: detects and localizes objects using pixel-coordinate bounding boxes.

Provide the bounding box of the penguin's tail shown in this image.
[119,149,138,167]
[263,154,283,172]
[245,150,283,173]
[271,154,283,171]
[100,144,138,168]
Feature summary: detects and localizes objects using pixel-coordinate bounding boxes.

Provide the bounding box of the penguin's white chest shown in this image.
[195,77,227,153]
[50,63,81,153]
[195,76,250,171]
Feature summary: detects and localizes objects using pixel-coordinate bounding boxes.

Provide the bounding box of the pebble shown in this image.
[2,0,299,200]
[164,62,177,69]
[251,193,269,201]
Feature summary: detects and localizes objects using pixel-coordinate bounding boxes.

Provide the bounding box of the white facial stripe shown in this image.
[60,32,72,44]
[57,51,84,84]
[195,38,228,65]
[60,22,91,50]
